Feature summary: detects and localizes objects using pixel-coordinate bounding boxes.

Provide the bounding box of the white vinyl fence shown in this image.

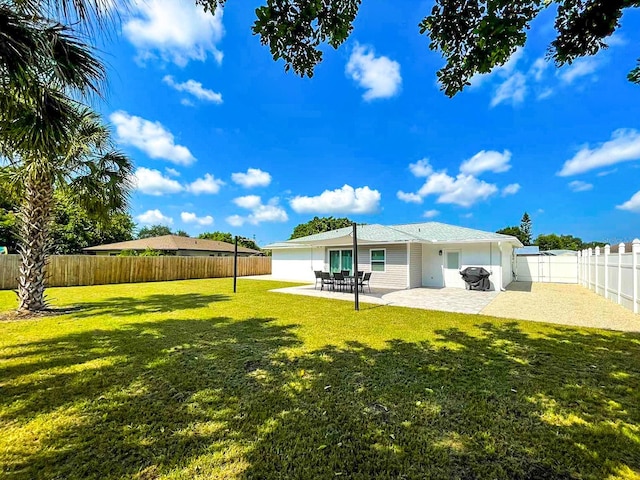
[578,240,640,314]
[515,255,578,284]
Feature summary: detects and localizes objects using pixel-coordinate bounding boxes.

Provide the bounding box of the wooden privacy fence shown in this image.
[0,255,271,290]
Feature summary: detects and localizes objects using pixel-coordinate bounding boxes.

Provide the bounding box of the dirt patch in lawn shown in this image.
[482,282,640,332]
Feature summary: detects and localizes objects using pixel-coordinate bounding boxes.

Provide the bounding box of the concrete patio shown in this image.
[271,284,500,314]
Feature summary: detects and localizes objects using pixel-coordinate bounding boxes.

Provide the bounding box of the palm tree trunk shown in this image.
[17,174,54,313]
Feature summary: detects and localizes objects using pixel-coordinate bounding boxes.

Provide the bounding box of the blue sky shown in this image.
[99,1,640,246]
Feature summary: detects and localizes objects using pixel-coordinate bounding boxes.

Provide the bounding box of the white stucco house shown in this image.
[265,222,523,291]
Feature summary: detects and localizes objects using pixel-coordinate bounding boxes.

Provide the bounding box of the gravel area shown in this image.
[482,282,640,332]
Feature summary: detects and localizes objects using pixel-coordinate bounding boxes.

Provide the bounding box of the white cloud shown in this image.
[226,215,244,227]
[233,195,262,209]
[616,191,640,213]
[290,184,381,214]
[460,150,512,175]
[346,43,401,101]
[558,129,640,176]
[227,197,288,226]
[409,158,433,177]
[417,172,498,208]
[187,173,224,195]
[163,75,223,104]
[423,209,440,219]
[597,168,617,177]
[568,180,593,192]
[181,211,214,226]
[165,167,180,177]
[231,168,272,188]
[529,57,548,82]
[606,33,626,47]
[110,111,195,166]
[134,167,183,195]
[397,191,423,204]
[502,183,521,196]
[558,58,599,84]
[123,0,224,66]
[136,209,173,225]
[537,88,554,100]
[491,72,527,107]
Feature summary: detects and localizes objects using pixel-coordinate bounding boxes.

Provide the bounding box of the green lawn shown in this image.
[1,279,639,479]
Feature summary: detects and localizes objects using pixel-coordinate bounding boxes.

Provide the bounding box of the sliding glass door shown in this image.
[329,249,353,274]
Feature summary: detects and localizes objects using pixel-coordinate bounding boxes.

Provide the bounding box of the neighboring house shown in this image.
[83,235,262,257]
[265,222,522,291]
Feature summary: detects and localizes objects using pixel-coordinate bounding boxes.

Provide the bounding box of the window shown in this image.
[370,249,386,272]
[329,250,353,273]
[446,251,460,270]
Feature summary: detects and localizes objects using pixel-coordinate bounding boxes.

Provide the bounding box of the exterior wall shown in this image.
[272,247,324,282]
[422,242,504,290]
[356,244,408,289]
[501,244,514,288]
[408,243,423,288]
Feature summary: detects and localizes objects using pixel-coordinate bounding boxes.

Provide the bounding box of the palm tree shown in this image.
[1,0,132,312]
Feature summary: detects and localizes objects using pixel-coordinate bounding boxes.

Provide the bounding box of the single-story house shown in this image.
[83,235,262,257]
[265,222,523,291]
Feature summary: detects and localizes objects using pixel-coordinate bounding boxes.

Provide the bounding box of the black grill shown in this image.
[460,267,491,291]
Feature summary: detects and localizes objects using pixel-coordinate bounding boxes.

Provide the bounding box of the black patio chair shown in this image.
[313,270,323,290]
[320,272,334,291]
[333,272,347,292]
[341,270,351,277]
[358,272,372,293]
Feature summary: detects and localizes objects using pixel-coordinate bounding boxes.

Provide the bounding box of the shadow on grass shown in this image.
[67,292,230,318]
[1,318,639,479]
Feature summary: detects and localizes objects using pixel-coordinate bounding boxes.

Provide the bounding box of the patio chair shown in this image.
[357,271,364,278]
[358,272,372,293]
[341,270,351,277]
[333,272,347,292]
[313,270,323,290]
[320,272,334,291]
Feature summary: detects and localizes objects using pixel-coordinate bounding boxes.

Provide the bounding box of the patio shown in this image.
[271,284,500,314]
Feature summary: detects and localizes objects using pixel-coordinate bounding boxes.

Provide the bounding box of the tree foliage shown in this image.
[519,212,532,246]
[198,231,261,251]
[138,225,173,239]
[196,0,639,95]
[290,216,353,240]
[534,234,605,251]
[496,226,528,246]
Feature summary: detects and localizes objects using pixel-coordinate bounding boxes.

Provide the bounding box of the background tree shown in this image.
[198,231,261,251]
[137,225,173,239]
[290,216,354,240]
[174,230,190,237]
[496,226,527,246]
[520,213,532,246]
[198,231,233,243]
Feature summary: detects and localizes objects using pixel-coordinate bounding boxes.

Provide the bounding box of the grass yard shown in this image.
[1,279,639,479]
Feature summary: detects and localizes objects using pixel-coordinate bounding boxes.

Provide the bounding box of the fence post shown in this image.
[633,239,639,314]
[604,245,610,300]
[577,250,582,286]
[587,248,592,290]
[593,247,600,293]
[618,243,625,305]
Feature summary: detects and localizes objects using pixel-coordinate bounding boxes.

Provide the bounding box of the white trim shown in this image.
[370,248,387,273]
[328,248,354,273]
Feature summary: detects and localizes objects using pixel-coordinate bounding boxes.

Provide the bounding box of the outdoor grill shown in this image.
[459,267,491,291]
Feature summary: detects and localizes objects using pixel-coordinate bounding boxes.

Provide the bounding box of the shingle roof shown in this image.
[83,235,261,254]
[265,222,522,248]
